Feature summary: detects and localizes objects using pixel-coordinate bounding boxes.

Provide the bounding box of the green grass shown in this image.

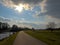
[25,30,60,45]
[0,32,18,45]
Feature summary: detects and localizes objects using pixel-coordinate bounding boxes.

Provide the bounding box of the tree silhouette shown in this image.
[11,25,18,32]
[0,22,10,32]
[0,22,2,30]
[47,22,56,32]
[2,23,10,30]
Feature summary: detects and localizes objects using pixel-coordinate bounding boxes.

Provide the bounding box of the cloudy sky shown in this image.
[0,0,60,29]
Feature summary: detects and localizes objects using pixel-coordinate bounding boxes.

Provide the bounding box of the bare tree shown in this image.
[47,22,56,32]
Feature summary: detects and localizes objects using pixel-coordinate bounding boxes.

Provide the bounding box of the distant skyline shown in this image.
[0,0,60,29]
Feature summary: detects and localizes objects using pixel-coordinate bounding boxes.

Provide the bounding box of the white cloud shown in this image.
[33,11,41,18]
[0,0,33,12]
[40,0,47,13]
[0,0,15,8]
[44,15,60,24]
[0,0,47,13]
[0,16,12,22]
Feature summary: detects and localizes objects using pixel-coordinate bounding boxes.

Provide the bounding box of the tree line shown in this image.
[0,22,60,32]
[0,22,10,32]
[0,22,32,32]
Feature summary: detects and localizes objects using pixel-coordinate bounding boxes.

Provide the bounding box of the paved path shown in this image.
[13,31,47,45]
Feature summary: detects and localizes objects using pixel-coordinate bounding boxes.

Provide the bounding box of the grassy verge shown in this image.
[25,30,60,45]
[0,32,18,45]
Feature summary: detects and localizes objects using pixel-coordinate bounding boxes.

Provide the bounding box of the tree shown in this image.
[0,22,2,30]
[2,23,10,30]
[32,28,35,31]
[47,22,56,32]
[0,22,10,32]
[11,25,18,32]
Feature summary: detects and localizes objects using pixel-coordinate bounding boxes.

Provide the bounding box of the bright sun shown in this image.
[15,4,24,12]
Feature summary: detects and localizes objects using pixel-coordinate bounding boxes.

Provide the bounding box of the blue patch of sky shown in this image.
[0,4,20,20]
[32,6,41,12]
[0,4,46,22]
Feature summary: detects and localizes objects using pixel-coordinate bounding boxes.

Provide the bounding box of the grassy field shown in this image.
[25,30,60,45]
[0,32,18,45]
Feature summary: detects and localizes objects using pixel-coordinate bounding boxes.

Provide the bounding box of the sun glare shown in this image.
[15,4,24,12]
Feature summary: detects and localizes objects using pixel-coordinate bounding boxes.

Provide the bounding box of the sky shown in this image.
[0,0,60,29]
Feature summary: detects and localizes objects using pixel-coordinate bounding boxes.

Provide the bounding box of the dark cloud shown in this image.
[12,0,43,5]
[46,0,60,18]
